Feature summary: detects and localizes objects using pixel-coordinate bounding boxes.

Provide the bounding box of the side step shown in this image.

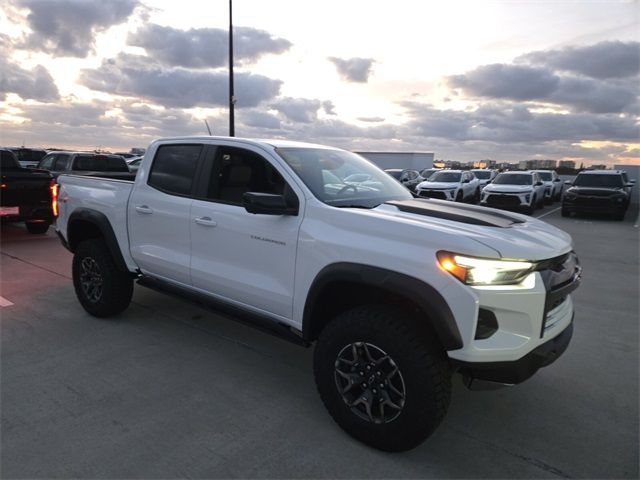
[137,276,311,348]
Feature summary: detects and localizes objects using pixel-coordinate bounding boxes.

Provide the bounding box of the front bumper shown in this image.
[447,252,580,384]
[481,191,532,210]
[417,188,456,201]
[563,196,627,214]
[453,320,573,384]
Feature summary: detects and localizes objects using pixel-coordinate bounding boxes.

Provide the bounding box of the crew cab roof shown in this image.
[151,136,335,151]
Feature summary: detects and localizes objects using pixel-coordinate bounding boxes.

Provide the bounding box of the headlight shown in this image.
[437,251,534,286]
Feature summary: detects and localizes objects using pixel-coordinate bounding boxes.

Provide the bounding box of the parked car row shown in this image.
[382,167,564,216]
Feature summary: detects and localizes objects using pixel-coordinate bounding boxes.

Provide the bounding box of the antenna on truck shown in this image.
[204,119,212,136]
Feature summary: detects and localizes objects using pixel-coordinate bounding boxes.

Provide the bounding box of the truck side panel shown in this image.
[56,175,138,272]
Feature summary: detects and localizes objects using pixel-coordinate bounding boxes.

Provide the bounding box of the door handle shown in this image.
[194,216,217,227]
[135,205,153,214]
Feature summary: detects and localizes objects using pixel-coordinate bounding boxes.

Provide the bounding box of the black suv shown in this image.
[562,170,632,220]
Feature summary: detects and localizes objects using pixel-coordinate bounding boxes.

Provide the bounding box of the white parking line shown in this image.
[535,206,562,219]
[0,296,15,307]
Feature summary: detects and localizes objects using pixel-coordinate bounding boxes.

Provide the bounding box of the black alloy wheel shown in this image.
[334,342,406,424]
[79,256,103,303]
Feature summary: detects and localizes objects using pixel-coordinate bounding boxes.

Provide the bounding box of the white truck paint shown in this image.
[55,136,580,452]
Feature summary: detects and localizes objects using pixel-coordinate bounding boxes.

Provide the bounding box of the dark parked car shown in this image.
[419,168,439,180]
[7,147,48,168]
[562,170,631,220]
[37,152,133,179]
[384,168,423,191]
[0,148,55,234]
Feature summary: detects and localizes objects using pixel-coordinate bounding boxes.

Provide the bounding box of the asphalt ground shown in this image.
[1,205,638,479]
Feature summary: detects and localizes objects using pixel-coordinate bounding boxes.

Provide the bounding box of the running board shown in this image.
[137,276,310,348]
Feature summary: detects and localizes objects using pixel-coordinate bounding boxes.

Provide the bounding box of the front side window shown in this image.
[277,148,411,208]
[53,154,70,171]
[207,147,286,205]
[537,171,552,181]
[39,154,55,170]
[148,144,202,196]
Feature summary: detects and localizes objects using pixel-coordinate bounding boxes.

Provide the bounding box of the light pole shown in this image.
[228,0,235,137]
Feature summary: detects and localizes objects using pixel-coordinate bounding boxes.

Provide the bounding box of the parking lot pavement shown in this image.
[1,209,638,479]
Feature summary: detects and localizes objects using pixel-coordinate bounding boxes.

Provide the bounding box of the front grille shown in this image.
[419,190,447,200]
[573,196,612,206]
[486,194,520,206]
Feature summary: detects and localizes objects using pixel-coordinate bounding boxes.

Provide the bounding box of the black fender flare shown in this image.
[302,262,463,350]
[67,208,130,273]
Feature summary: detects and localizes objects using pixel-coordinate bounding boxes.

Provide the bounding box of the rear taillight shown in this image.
[50,181,59,217]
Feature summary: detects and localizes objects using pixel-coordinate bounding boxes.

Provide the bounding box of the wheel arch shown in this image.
[67,208,130,274]
[302,263,463,351]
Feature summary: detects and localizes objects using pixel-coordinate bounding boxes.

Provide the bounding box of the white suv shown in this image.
[534,170,563,202]
[416,170,481,202]
[481,171,546,214]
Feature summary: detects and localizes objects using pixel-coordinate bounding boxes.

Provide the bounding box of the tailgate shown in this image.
[1,174,52,213]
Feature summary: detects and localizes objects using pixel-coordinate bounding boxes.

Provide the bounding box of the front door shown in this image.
[190,145,303,319]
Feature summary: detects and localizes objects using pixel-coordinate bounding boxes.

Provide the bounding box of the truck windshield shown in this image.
[472,171,491,179]
[493,174,532,185]
[573,174,624,188]
[537,172,552,181]
[429,172,461,182]
[276,148,412,208]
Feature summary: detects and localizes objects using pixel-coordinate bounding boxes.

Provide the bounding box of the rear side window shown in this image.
[148,144,202,196]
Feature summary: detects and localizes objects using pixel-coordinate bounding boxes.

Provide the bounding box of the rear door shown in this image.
[189,144,303,319]
[128,143,205,285]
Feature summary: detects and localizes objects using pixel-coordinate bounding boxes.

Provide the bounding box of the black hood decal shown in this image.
[386,199,525,228]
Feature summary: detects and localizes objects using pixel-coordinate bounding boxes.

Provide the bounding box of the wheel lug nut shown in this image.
[360,371,364,376]
[379,383,384,388]
[366,365,371,370]
[362,383,367,388]
[376,371,382,376]
[372,388,377,394]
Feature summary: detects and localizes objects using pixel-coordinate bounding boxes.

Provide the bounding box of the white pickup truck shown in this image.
[55,136,581,452]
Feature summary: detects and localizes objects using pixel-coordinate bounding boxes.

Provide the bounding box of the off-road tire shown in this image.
[25,221,50,234]
[314,305,451,452]
[561,207,570,217]
[526,196,536,215]
[473,189,481,204]
[455,191,463,202]
[73,239,133,317]
[613,211,625,221]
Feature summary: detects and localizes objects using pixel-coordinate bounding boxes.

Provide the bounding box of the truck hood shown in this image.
[364,199,572,261]
[417,181,459,190]
[483,184,532,194]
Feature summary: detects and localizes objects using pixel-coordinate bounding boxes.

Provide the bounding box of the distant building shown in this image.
[356,151,434,170]
[519,159,557,170]
[559,160,576,169]
[473,159,497,169]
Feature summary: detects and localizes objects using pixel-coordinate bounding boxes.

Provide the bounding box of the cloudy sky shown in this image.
[0,0,638,165]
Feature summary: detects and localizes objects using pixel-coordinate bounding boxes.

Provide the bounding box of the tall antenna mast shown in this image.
[229,0,235,137]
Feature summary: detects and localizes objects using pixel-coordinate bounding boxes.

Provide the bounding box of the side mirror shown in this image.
[554,178,561,182]
[564,180,573,185]
[626,183,634,188]
[243,192,298,216]
[463,178,470,183]
[535,181,544,186]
